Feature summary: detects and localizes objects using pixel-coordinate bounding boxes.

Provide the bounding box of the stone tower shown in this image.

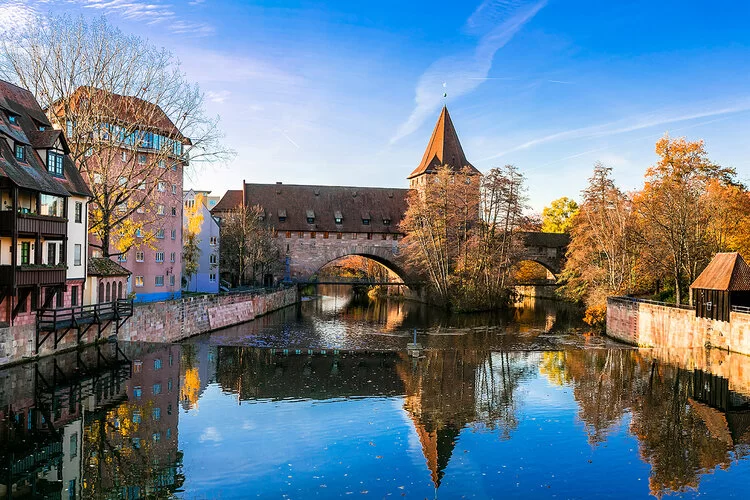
[407,106,480,189]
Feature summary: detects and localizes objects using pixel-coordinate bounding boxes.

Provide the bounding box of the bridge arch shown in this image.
[288,242,414,285]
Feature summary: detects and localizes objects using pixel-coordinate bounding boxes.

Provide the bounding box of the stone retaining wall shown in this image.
[0,287,298,366]
[606,297,750,355]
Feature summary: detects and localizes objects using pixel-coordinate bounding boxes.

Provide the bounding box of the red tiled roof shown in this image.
[408,106,480,179]
[690,253,750,291]
[213,183,409,233]
[211,189,243,213]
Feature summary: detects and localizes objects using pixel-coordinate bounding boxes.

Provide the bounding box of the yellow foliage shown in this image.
[181,366,201,409]
[583,303,607,327]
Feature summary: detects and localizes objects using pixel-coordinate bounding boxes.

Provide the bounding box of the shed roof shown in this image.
[87,257,131,277]
[690,253,750,291]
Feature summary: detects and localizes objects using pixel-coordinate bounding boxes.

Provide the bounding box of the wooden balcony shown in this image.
[0,265,66,287]
[0,210,67,236]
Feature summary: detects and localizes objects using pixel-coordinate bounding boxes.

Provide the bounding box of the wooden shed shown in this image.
[690,253,750,322]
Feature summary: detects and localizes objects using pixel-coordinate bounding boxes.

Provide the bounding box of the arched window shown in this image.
[118,282,123,299]
[98,282,104,303]
[106,282,111,302]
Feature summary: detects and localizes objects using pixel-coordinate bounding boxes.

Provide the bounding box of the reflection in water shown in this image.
[0,342,182,499]
[2,292,750,497]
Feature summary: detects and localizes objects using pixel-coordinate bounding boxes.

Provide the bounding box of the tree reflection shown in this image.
[541,349,750,497]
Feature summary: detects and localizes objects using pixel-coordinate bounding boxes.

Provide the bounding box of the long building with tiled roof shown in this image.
[0,79,93,326]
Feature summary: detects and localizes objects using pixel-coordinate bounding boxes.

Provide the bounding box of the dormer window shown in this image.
[8,114,18,125]
[362,218,370,225]
[383,218,391,226]
[306,209,315,224]
[361,211,371,226]
[334,210,343,225]
[14,143,25,162]
[47,151,64,177]
[278,208,287,222]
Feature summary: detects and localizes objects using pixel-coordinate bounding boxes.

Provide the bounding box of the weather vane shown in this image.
[442,82,447,102]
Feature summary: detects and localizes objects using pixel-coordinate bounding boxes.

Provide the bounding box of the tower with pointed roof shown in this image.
[408,106,480,189]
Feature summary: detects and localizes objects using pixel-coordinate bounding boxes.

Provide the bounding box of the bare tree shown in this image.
[0,15,234,257]
[219,205,282,287]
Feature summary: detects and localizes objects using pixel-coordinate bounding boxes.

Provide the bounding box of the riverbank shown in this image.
[0,287,298,366]
[606,296,750,355]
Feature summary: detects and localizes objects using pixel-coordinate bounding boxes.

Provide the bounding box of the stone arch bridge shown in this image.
[284,230,569,286]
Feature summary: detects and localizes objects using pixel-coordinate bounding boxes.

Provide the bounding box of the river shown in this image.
[1,285,749,498]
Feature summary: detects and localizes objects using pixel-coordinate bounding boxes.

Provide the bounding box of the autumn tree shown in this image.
[182,195,205,291]
[560,163,636,323]
[541,197,579,233]
[219,204,281,287]
[632,136,736,305]
[0,15,233,257]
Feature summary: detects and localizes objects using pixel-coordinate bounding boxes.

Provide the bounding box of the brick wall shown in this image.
[606,297,750,355]
[0,287,298,366]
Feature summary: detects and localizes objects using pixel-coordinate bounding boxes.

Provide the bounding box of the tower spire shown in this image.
[408,107,480,188]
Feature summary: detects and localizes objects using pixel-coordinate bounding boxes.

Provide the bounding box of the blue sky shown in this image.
[3,0,750,210]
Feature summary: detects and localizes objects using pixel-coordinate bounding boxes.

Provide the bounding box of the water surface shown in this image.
[1,287,749,498]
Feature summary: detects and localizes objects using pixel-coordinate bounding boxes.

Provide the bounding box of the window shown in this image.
[156,228,165,239]
[154,358,162,370]
[185,199,195,208]
[155,252,164,262]
[47,242,57,266]
[137,180,145,190]
[209,254,217,264]
[47,151,64,176]
[132,437,141,449]
[74,244,82,266]
[153,383,162,394]
[117,203,127,214]
[133,387,142,399]
[133,360,142,373]
[307,217,315,224]
[337,232,342,239]
[138,154,146,164]
[19,242,30,265]
[285,231,291,238]
[152,408,161,421]
[41,194,64,217]
[168,378,173,392]
[171,207,177,216]
[171,229,176,240]
[71,286,78,306]
[383,218,391,225]
[137,207,144,214]
[323,232,329,239]
[367,233,373,240]
[56,289,64,308]
[121,151,127,162]
[8,114,17,124]
[74,202,83,223]
[157,204,165,215]
[169,275,175,286]
[362,218,370,225]
[152,432,161,442]
[136,251,144,262]
[135,276,144,287]
[279,216,286,222]
[172,184,177,194]
[335,217,343,224]
[157,181,166,192]
[310,231,316,239]
[167,428,172,439]
[170,252,175,263]
[158,159,166,168]
[210,236,217,246]
[68,480,76,500]
[155,275,164,287]
[118,253,127,262]
[66,120,73,137]
[209,273,216,283]
[70,432,78,458]
[93,173,102,184]
[171,162,177,171]
[118,176,127,186]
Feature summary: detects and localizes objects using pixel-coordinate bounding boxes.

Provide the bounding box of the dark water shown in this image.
[2,286,750,499]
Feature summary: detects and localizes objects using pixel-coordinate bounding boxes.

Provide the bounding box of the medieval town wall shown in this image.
[0,287,298,366]
[606,297,750,355]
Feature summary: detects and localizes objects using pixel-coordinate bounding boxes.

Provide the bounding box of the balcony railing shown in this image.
[0,210,67,236]
[0,265,66,286]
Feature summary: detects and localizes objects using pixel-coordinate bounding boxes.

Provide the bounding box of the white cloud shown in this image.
[390,0,546,144]
[205,90,231,104]
[199,426,223,442]
[0,1,40,37]
[485,99,750,160]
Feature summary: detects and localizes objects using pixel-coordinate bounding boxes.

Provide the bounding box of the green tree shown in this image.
[541,197,579,233]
